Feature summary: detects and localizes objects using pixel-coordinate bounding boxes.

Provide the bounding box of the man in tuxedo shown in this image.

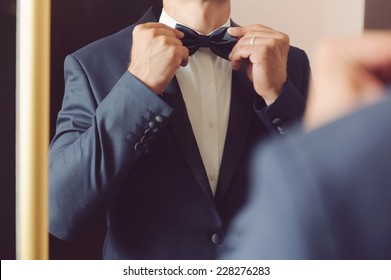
[223,32,391,259]
[49,0,309,259]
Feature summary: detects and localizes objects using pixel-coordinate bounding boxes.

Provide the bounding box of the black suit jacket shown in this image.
[223,94,391,260]
[49,6,310,259]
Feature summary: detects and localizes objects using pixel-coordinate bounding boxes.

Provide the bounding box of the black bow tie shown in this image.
[176,24,237,60]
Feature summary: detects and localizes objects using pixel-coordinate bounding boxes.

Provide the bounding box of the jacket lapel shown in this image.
[135,6,217,206]
[162,71,255,210]
[136,7,253,208]
[162,79,216,207]
[215,68,255,206]
[137,5,162,23]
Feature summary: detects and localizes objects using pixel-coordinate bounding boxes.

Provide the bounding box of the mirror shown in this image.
[2,0,391,260]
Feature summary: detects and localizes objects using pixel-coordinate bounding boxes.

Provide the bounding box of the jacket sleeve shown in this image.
[49,55,173,240]
[254,48,310,134]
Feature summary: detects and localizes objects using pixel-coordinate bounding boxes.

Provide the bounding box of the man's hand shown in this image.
[128,23,189,95]
[305,31,391,131]
[228,25,289,105]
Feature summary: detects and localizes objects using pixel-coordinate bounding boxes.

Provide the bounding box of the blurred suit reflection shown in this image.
[223,93,391,259]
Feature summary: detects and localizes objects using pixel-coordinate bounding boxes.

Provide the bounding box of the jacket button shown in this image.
[277,126,287,134]
[144,128,154,138]
[211,233,223,245]
[272,118,282,126]
[155,115,165,123]
[141,135,153,145]
[148,121,158,129]
[134,142,144,152]
[272,118,287,134]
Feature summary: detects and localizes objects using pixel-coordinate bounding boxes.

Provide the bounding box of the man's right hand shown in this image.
[128,23,189,95]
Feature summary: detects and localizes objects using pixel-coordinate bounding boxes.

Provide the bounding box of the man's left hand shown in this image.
[228,25,289,105]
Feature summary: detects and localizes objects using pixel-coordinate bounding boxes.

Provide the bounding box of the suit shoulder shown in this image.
[63,23,138,82]
[288,45,305,54]
[287,45,309,67]
[70,24,136,65]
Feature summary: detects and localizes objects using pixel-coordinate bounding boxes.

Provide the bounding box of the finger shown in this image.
[229,47,252,70]
[236,33,288,48]
[181,57,189,67]
[230,37,278,60]
[229,30,289,52]
[173,28,185,39]
[230,56,245,70]
[228,25,277,37]
[227,27,245,38]
[242,24,277,32]
[179,46,190,67]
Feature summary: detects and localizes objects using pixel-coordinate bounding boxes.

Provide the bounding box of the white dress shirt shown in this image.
[159,9,232,195]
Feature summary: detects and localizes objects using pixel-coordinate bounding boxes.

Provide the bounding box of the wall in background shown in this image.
[231,0,365,61]
[49,0,162,260]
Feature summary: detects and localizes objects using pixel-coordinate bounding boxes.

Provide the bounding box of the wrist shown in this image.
[127,68,163,95]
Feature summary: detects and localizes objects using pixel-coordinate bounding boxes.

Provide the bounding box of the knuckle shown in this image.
[182,46,189,57]
[267,38,278,49]
[159,35,170,45]
[254,24,263,29]
[280,33,290,44]
[248,23,262,29]
[257,44,273,57]
[148,28,159,38]
[133,24,143,35]
[173,53,184,66]
[166,46,178,58]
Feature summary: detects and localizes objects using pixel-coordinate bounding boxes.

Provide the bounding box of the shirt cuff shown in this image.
[254,79,306,134]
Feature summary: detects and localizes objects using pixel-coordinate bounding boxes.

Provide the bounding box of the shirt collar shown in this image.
[159,8,231,35]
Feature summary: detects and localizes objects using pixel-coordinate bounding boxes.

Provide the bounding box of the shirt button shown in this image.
[206,76,213,83]
[208,174,216,181]
[208,121,214,128]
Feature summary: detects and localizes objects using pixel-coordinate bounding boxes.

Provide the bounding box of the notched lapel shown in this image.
[215,68,255,206]
[133,8,253,208]
[162,79,217,208]
[134,6,217,208]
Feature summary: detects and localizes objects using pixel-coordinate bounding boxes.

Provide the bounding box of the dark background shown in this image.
[0,0,390,259]
[0,0,161,260]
